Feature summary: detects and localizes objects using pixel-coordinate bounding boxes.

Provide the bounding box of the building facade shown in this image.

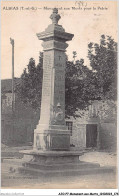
[68,100,117,151]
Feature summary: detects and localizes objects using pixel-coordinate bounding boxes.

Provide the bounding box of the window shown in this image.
[66,121,73,136]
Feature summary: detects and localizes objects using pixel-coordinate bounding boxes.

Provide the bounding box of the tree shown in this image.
[65,35,117,117]
[88,35,117,101]
[16,53,43,111]
[65,58,92,118]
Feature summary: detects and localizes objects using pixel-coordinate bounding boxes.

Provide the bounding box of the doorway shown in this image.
[86,124,97,148]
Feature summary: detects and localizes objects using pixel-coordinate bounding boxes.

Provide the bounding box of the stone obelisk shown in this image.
[33,8,74,151]
[18,9,104,176]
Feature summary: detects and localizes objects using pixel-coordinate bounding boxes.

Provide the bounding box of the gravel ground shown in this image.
[1,171,117,189]
[80,151,117,167]
[1,146,118,189]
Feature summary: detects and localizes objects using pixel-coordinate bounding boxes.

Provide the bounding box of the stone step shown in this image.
[3,158,100,170]
[2,158,115,178]
[1,151,23,158]
[22,161,100,170]
[18,165,115,178]
[1,147,32,159]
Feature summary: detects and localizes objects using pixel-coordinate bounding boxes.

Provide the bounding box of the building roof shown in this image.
[1,78,21,92]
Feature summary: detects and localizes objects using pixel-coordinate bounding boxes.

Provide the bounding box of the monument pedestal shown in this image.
[5,150,114,178]
[20,150,84,164]
[18,149,101,177]
[34,128,70,151]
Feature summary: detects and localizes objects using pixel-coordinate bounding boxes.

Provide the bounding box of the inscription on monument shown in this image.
[43,54,53,69]
[54,65,65,108]
[42,54,52,97]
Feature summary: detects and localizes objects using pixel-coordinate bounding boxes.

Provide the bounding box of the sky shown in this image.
[1,1,117,79]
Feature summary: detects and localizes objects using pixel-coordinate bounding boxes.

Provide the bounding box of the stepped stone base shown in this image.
[19,149,84,164]
[2,150,116,178]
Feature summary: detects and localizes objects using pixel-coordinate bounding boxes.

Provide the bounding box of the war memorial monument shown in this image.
[20,8,86,169]
[8,8,113,177]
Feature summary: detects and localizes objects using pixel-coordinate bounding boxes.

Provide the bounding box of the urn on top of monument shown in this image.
[37,8,74,42]
[50,8,61,25]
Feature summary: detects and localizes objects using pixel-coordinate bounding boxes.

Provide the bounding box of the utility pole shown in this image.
[10,38,14,113]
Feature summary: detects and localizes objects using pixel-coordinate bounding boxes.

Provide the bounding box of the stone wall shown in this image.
[100,122,117,151]
[70,100,117,151]
[1,114,40,145]
[1,94,40,146]
[69,120,117,151]
[70,123,86,148]
[2,93,14,114]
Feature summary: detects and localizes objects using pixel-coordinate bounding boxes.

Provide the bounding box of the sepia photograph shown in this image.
[1,0,118,192]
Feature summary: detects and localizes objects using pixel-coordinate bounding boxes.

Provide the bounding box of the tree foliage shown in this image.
[65,59,92,117]
[16,53,43,111]
[65,35,117,117]
[17,35,117,118]
[88,35,117,100]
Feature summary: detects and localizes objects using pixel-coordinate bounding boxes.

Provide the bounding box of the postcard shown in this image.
[1,0,118,195]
